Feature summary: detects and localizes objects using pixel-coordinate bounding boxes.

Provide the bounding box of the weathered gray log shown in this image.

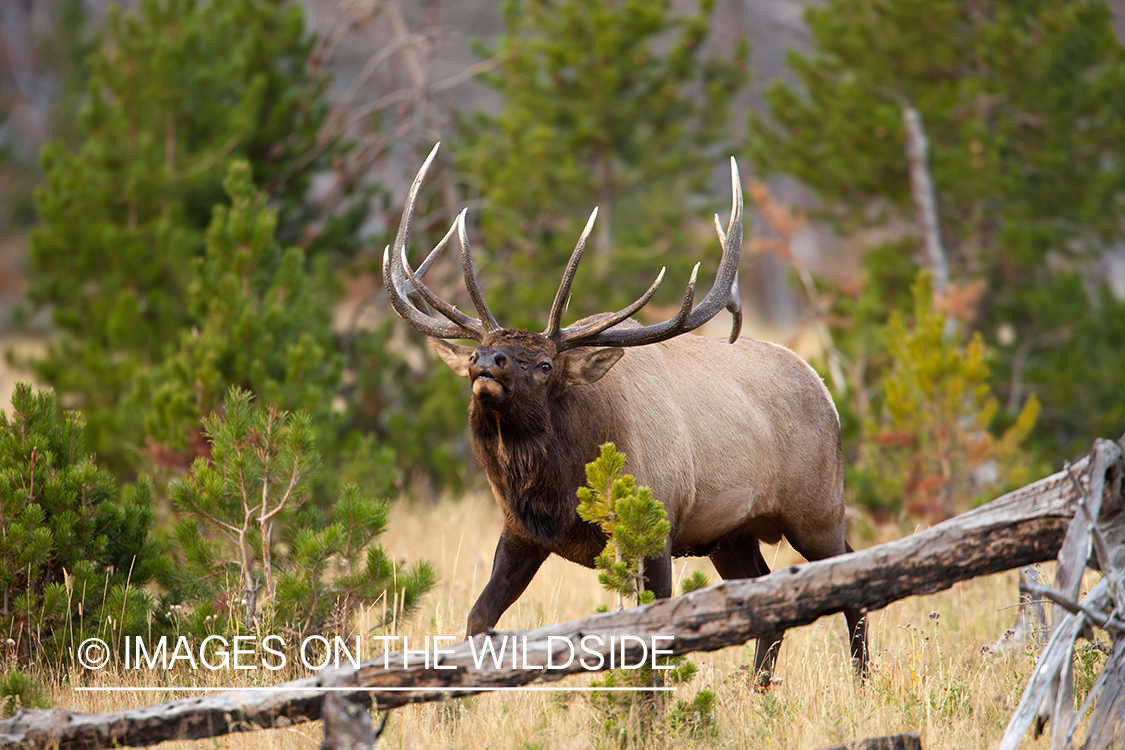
[996,437,1125,750]
[0,684,328,750]
[1082,439,1125,750]
[1084,639,1125,749]
[319,692,376,750]
[0,450,1098,750]
[819,732,922,750]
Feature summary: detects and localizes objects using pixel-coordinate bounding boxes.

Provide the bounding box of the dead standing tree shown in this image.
[999,437,1125,750]
[1,435,1123,750]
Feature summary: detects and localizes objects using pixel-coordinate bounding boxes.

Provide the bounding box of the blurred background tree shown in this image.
[850,273,1039,522]
[455,0,748,329]
[25,0,352,473]
[0,0,96,233]
[134,162,344,473]
[749,0,1125,466]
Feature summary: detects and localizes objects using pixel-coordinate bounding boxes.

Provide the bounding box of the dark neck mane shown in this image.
[469,386,611,547]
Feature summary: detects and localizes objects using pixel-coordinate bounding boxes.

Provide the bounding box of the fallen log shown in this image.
[819,732,922,750]
[0,448,1103,750]
[997,437,1125,750]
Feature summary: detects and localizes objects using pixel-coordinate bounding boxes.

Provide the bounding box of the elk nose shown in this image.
[470,350,508,380]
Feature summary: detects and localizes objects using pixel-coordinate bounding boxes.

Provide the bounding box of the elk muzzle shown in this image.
[469,348,513,402]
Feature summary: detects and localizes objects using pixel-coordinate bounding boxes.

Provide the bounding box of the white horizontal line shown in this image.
[76,686,677,693]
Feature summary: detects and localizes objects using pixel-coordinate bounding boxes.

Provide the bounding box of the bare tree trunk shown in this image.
[593,152,615,281]
[237,525,258,629]
[901,105,949,297]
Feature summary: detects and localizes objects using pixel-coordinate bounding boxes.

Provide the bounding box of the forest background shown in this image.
[1,0,1125,730]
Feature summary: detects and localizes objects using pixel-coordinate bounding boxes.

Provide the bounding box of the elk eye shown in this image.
[538,362,552,374]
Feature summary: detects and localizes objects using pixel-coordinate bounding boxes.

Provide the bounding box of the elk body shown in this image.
[383,145,868,684]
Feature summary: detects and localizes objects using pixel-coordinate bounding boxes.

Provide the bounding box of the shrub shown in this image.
[0,383,168,667]
[851,274,1039,521]
[167,387,434,641]
[576,443,715,743]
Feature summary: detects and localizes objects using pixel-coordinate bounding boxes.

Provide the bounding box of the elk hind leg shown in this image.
[787,530,869,680]
[842,541,869,678]
[709,533,781,690]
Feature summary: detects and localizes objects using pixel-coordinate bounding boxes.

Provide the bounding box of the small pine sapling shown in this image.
[577,443,715,741]
[681,569,711,594]
[576,443,670,608]
[169,386,434,642]
[0,671,49,718]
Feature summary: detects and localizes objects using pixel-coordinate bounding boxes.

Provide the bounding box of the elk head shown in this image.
[382,143,744,418]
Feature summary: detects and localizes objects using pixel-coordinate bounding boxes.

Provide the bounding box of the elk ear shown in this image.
[559,347,624,387]
[428,338,475,378]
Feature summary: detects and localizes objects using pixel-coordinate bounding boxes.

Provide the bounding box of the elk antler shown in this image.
[384,146,743,347]
[550,157,743,350]
[382,143,499,341]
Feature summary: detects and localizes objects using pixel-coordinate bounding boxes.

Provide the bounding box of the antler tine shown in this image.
[457,209,501,334]
[401,242,484,338]
[386,142,441,313]
[382,143,487,341]
[544,207,599,340]
[382,245,476,339]
[679,156,742,343]
[712,203,743,344]
[562,265,698,348]
[556,267,665,341]
[554,157,743,351]
[416,218,458,279]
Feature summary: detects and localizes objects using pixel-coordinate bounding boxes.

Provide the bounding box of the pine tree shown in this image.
[749,0,1125,462]
[576,443,715,742]
[457,0,748,329]
[852,274,1039,521]
[167,387,434,640]
[0,383,168,666]
[576,443,669,608]
[27,0,345,470]
[134,161,344,465]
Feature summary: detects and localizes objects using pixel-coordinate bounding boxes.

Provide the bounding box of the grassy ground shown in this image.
[39,490,1101,750]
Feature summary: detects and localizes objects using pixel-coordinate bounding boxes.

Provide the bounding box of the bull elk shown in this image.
[382,144,868,685]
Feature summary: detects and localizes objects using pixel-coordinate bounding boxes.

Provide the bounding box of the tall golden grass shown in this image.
[37,490,1100,750]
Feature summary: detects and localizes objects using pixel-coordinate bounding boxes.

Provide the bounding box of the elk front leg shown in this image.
[466,529,550,637]
[642,546,673,600]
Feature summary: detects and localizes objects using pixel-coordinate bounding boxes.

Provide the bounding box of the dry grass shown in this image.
[36,490,1098,750]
